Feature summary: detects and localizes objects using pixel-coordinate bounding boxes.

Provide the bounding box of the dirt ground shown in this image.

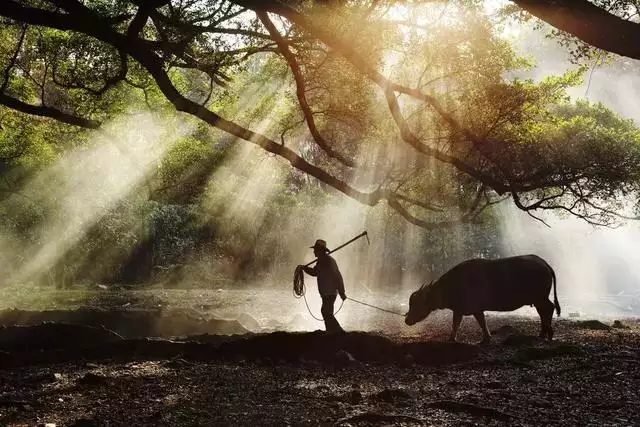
[0,312,639,427]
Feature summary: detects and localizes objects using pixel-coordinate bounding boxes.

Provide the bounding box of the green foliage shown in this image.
[1,0,640,286]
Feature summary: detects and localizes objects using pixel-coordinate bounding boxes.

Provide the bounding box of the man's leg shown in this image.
[321,295,344,333]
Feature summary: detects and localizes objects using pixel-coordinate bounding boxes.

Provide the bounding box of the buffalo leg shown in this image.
[450,312,463,342]
[473,312,491,343]
[535,299,555,340]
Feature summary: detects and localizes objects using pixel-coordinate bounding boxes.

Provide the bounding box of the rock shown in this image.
[502,334,539,347]
[69,418,97,427]
[345,390,362,404]
[612,320,630,329]
[373,388,412,403]
[78,372,109,385]
[402,353,415,366]
[516,344,582,361]
[491,325,521,336]
[486,380,504,389]
[532,398,553,408]
[165,358,190,368]
[594,371,623,383]
[574,320,611,331]
[237,313,261,332]
[334,349,356,365]
[286,314,308,330]
[594,400,625,410]
[24,372,60,384]
[519,374,538,384]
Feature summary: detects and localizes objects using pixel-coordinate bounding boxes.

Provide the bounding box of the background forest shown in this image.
[1,0,640,295]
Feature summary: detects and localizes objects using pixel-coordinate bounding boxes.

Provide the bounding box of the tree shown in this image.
[0,0,639,228]
[510,0,640,61]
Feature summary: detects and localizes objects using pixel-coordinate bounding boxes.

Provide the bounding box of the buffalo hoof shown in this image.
[479,336,492,346]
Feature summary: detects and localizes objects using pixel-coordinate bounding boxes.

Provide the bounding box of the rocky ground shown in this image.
[0,314,638,426]
[0,287,638,426]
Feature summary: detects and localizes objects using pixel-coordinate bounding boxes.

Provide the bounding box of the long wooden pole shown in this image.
[304,231,369,267]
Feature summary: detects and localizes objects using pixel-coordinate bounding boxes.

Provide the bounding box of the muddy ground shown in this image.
[0,287,638,426]
[0,312,639,426]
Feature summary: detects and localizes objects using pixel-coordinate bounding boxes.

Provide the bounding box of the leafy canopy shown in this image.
[0,0,639,227]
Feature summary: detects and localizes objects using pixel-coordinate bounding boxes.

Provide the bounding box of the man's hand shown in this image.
[340,293,347,301]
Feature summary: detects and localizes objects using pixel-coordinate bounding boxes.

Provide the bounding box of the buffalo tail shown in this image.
[551,265,560,316]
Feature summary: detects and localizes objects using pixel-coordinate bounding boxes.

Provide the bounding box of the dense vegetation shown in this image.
[0,0,639,286]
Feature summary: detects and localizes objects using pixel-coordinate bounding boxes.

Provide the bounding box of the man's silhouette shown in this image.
[300,239,346,333]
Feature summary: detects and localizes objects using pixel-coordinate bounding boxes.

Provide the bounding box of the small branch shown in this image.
[0,24,27,93]
[337,412,424,425]
[427,400,515,421]
[387,195,455,229]
[201,75,215,106]
[394,193,443,212]
[511,192,552,227]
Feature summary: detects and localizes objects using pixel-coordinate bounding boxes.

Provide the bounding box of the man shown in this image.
[300,239,347,333]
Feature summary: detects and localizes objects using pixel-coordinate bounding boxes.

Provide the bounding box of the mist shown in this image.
[0,112,193,287]
[2,10,640,332]
[210,18,640,328]
[487,21,640,318]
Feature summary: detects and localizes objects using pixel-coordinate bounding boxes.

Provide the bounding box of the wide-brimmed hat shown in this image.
[310,239,330,252]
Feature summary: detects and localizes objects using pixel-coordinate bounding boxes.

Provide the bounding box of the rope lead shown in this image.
[295,266,404,321]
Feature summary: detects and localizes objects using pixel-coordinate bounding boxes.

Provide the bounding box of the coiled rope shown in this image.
[293,265,343,321]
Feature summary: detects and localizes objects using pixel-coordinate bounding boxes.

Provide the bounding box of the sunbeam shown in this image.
[6,112,193,285]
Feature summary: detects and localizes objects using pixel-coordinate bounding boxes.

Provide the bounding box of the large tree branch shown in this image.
[511,0,640,60]
[387,196,456,229]
[0,93,100,128]
[1,0,621,226]
[239,0,514,194]
[0,2,381,205]
[383,86,507,192]
[1,1,460,227]
[127,3,152,37]
[256,11,357,167]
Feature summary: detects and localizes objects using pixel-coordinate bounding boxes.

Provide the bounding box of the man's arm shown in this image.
[302,264,318,276]
[332,258,346,299]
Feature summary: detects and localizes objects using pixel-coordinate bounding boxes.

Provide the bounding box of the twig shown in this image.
[427,400,514,421]
[0,399,29,407]
[338,412,424,425]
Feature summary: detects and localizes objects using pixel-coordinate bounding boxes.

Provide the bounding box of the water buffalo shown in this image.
[405,254,560,342]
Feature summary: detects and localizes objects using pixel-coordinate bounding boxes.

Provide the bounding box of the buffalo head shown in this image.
[405,280,439,325]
